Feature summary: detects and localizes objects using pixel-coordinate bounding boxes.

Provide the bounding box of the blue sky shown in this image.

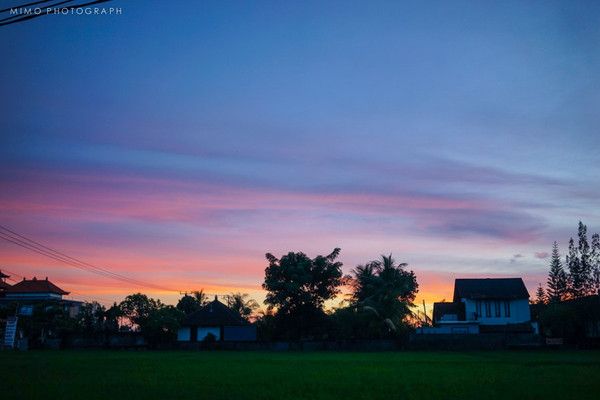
[1,0,599,307]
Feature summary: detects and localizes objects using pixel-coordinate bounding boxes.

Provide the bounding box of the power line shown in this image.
[1,0,78,24]
[0,229,174,290]
[0,0,56,13]
[68,291,115,306]
[2,268,134,307]
[0,225,182,293]
[1,268,25,282]
[0,0,113,26]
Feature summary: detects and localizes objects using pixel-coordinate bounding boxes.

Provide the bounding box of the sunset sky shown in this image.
[1,1,599,313]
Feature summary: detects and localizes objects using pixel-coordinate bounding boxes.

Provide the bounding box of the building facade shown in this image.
[424,278,533,334]
[0,275,82,317]
[177,298,257,342]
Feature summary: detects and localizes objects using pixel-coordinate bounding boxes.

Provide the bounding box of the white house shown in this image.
[423,278,533,334]
[0,276,82,317]
[177,298,257,342]
[453,278,531,328]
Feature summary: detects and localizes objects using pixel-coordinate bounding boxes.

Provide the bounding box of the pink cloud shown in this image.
[0,168,549,309]
[1,168,513,237]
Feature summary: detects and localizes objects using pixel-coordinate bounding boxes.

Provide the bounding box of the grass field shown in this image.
[1,350,599,400]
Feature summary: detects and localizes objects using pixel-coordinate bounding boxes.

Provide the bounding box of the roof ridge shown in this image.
[180,298,250,326]
[5,278,69,295]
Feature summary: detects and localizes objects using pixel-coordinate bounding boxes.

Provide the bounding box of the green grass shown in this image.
[1,350,599,400]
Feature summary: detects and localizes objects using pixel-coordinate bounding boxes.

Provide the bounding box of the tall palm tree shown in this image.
[176,289,208,314]
[192,289,208,306]
[350,254,418,336]
[350,261,378,304]
[225,292,259,321]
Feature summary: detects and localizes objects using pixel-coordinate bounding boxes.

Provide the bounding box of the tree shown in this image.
[119,293,162,331]
[349,254,418,338]
[591,233,600,293]
[577,221,594,296]
[103,302,123,333]
[143,305,184,347]
[567,237,584,299]
[566,222,596,299]
[192,290,208,305]
[17,300,77,346]
[547,241,568,302]
[262,248,344,340]
[538,303,579,339]
[119,293,183,347]
[225,292,259,321]
[176,290,207,314]
[77,301,106,333]
[534,283,547,305]
[254,309,277,341]
[331,303,375,341]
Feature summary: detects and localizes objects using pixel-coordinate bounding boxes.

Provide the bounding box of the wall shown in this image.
[223,326,257,341]
[177,327,190,341]
[64,332,147,349]
[177,340,403,351]
[418,324,479,335]
[5,293,64,299]
[409,333,541,350]
[463,298,530,325]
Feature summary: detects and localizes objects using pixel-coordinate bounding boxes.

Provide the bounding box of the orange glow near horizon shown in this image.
[2,0,597,339]
[1,243,547,320]
[1,207,549,315]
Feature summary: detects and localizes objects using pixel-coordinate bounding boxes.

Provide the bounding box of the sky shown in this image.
[1,0,599,313]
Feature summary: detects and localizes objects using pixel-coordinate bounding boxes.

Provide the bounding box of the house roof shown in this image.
[4,277,70,295]
[0,270,9,279]
[180,299,250,327]
[453,278,529,301]
[0,280,11,289]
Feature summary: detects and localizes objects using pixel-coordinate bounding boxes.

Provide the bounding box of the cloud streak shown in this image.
[2,1,599,308]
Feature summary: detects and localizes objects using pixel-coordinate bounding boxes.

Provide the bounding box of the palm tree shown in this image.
[350,261,378,304]
[350,254,418,336]
[176,289,208,314]
[192,289,208,306]
[225,292,259,321]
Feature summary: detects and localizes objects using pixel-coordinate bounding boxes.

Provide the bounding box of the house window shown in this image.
[504,300,511,317]
[476,300,482,317]
[18,305,34,316]
[495,300,501,317]
[485,300,491,317]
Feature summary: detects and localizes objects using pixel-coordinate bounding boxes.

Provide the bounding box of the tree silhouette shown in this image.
[349,254,418,337]
[119,293,161,331]
[262,248,343,340]
[119,293,183,347]
[535,284,548,305]
[225,292,259,321]
[567,222,594,299]
[77,301,106,333]
[547,241,568,302]
[176,290,207,314]
[142,305,183,347]
[592,233,600,293]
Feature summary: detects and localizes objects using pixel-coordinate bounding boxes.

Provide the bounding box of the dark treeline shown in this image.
[260,249,418,342]
[534,221,600,346]
[0,249,419,348]
[538,221,600,303]
[0,290,262,349]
